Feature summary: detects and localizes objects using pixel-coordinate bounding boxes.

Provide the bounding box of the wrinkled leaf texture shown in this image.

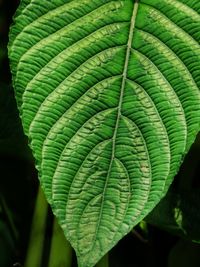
[9,0,200,266]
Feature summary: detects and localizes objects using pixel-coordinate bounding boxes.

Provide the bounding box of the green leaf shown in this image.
[146,189,200,243]
[9,0,200,266]
[147,134,200,242]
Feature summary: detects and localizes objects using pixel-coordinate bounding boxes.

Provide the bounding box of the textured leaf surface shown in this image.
[9,0,200,266]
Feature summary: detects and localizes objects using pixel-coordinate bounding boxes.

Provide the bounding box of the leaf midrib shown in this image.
[93,0,140,244]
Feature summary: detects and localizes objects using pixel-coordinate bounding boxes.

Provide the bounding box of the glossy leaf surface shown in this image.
[9,0,200,266]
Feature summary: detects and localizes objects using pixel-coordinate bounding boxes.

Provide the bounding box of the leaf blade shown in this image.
[9,0,200,266]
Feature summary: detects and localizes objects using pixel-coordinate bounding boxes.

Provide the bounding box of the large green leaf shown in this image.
[9,0,200,266]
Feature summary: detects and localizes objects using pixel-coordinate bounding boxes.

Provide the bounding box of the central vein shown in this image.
[93,0,140,243]
[111,0,139,159]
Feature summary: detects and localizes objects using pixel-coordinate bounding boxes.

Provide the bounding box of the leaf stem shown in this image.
[48,217,72,267]
[24,186,48,267]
